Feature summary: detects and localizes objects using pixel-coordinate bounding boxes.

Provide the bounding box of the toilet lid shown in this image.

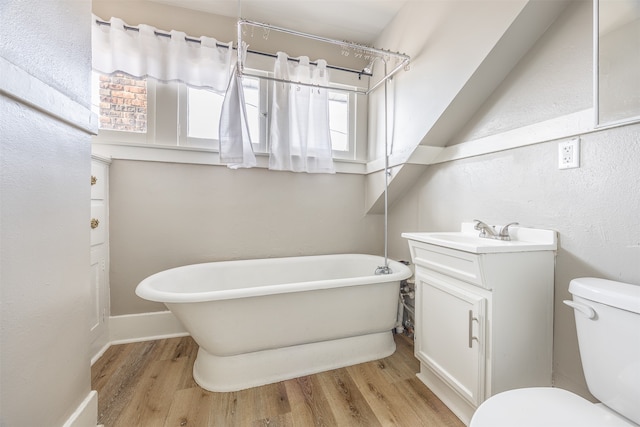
[470,388,636,427]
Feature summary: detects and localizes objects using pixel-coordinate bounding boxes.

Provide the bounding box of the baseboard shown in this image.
[109,310,189,345]
[62,390,97,427]
[90,311,189,365]
[90,342,112,366]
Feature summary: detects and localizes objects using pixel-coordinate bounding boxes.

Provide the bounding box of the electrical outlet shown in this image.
[558,137,580,169]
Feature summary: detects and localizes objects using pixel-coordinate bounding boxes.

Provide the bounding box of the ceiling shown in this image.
[148,0,407,44]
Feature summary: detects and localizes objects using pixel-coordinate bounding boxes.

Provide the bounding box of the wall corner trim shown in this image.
[0,57,98,135]
[366,108,595,174]
[90,142,367,174]
[431,109,595,164]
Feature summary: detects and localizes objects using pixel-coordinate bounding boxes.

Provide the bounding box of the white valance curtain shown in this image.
[269,53,335,173]
[91,15,232,92]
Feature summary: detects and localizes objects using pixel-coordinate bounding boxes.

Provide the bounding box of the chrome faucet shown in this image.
[474,220,519,241]
[473,220,499,239]
[498,222,519,241]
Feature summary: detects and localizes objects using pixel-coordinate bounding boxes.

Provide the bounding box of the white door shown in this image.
[415,271,487,406]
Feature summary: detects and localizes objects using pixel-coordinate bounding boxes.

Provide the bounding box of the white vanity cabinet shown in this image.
[416,267,487,407]
[90,155,111,359]
[403,224,556,425]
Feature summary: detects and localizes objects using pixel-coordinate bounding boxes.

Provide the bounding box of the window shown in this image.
[183,76,263,151]
[186,88,223,140]
[241,77,262,147]
[329,91,349,152]
[181,76,265,152]
[95,72,148,133]
[92,71,357,160]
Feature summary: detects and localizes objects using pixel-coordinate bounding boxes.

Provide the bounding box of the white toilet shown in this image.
[471,277,640,427]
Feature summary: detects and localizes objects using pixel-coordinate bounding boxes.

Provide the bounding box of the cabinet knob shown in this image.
[91,175,97,186]
[91,218,100,229]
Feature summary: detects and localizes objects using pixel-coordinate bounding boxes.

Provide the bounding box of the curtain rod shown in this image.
[237,19,410,95]
[239,19,410,64]
[94,19,373,78]
[240,71,369,95]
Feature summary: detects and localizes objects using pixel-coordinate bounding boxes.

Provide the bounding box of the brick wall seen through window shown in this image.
[98,72,148,133]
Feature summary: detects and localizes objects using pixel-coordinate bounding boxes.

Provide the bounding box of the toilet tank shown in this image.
[568,278,640,425]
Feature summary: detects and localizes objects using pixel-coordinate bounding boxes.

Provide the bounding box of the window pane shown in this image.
[329,91,349,151]
[242,77,260,144]
[187,77,260,143]
[96,72,147,133]
[188,88,223,140]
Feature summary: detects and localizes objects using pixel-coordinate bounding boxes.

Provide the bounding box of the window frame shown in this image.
[176,75,268,154]
[240,73,269,155]
[91,71,157,145]
[177,84,219,150]
[328,89,357,160]
[92,70,359,161]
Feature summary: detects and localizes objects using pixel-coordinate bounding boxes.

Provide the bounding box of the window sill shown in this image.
[91,140,368,174]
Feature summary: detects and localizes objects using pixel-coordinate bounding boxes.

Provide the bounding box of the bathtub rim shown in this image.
[136,253,412,303]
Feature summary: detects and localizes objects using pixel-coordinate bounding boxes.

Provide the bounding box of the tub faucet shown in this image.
[474,220,499,239]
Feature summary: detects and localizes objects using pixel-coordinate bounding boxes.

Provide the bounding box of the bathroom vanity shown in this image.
[402,223,557,425]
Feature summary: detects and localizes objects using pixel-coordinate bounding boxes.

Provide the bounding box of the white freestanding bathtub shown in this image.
[136,253,412,392]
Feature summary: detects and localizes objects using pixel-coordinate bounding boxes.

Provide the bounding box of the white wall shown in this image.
[109,160,383,315]
[368,0,534,158]
[0,1,95,426]
[450,0,592,144]
[598,13,640,124]
[388,0,640,399]
[363,0,569,212]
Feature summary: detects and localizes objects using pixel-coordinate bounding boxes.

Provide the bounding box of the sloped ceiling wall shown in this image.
[365,0,570,213]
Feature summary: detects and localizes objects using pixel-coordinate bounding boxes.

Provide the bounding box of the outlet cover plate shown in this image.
[558,137,580,169]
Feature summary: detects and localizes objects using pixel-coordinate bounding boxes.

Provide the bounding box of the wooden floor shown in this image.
[92,334,464,427]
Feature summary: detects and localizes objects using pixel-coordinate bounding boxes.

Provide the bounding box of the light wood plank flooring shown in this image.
[92,334,464,427]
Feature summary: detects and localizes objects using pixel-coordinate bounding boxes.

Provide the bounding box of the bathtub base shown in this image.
[193,331,396,392]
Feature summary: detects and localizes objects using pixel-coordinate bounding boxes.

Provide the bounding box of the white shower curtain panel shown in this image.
[218,43,256,169]
[269,53,335,174]
[91,15,232,92]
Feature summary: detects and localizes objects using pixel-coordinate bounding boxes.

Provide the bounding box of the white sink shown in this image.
[402,223,557,254]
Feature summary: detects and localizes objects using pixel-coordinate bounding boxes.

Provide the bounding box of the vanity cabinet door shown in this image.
[415,271,487,406]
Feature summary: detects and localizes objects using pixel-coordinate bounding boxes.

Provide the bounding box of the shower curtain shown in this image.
[219,43,256,168]
[269,52,335,173]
